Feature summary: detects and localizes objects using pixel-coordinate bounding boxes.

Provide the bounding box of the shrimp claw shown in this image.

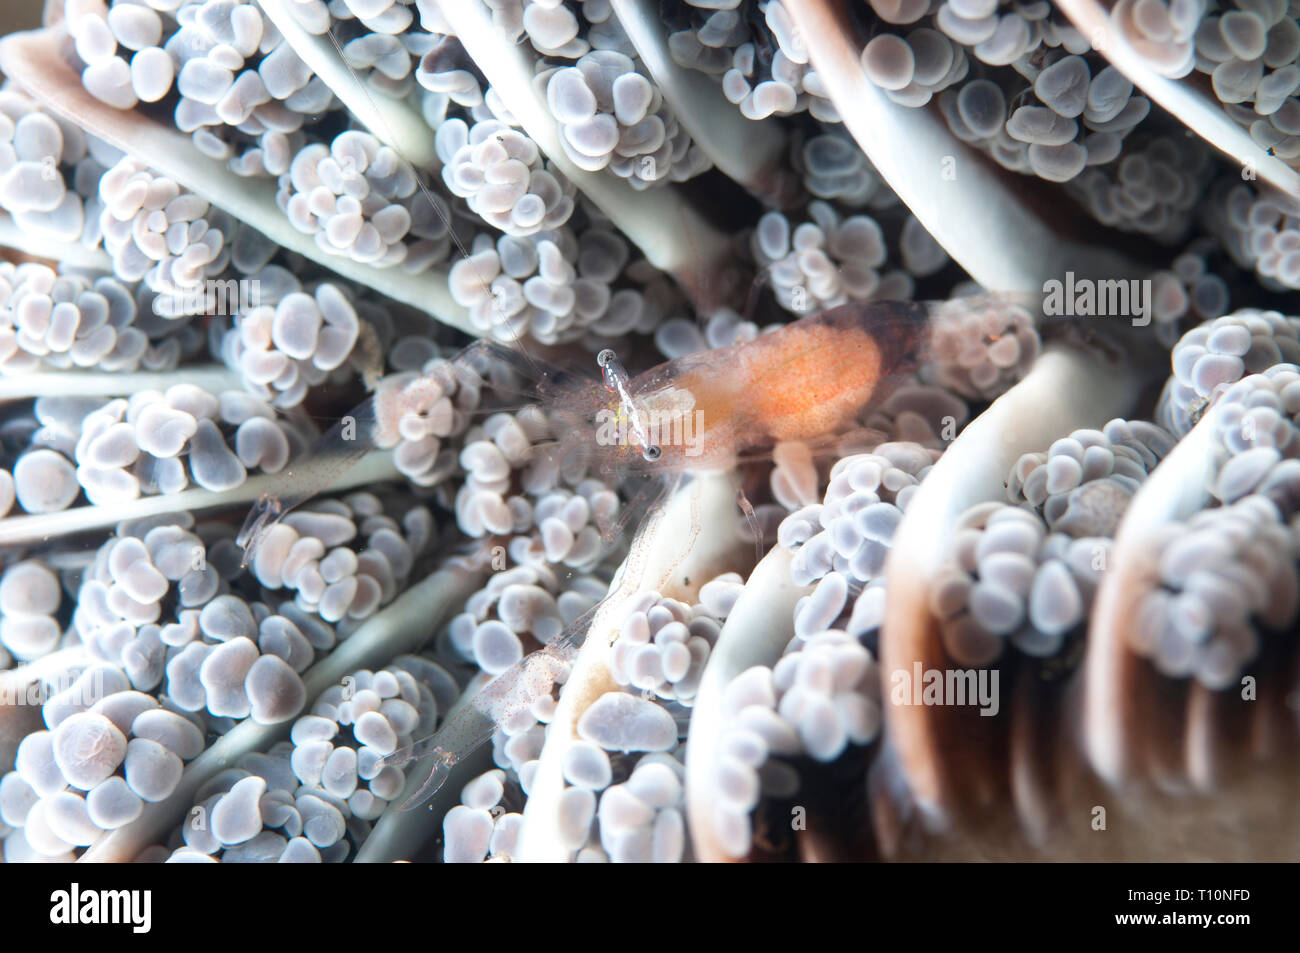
[378,605,602,811]
[386,745,458,813]
[237,492,283,569]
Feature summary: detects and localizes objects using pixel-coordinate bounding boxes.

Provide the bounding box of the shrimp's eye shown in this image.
[596,348,617,368]
[643,445,662,462]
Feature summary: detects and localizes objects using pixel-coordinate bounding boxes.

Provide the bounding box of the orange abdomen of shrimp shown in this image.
[667,303,928,465]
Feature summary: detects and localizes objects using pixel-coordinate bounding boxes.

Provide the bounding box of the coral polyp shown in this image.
[0,0,1299,867]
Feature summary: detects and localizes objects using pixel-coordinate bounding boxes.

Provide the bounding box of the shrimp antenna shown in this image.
[740,264,772,325]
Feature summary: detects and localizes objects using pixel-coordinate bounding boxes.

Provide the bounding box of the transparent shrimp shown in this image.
[239,294,1048,804]
[239,294,1050,562]
[576,291,1072,476]
[567,297,942,475]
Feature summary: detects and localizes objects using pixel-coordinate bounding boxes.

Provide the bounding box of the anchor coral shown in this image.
[0,0,1299,869]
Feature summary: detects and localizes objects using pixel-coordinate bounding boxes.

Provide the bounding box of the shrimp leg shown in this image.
[380,608,595,811]
[237,395,383,567]
[381,707,493,813]
[236,339,514,567]
[381,486,684,812]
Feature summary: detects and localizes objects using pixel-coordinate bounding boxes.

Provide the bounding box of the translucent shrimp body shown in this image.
[239,297,955,563]
[578,299,932,473]
[238,296,1023,810]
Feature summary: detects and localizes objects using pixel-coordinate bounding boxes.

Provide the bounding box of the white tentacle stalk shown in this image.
[609,0,799,208]
[79,560,484,861]
[352,674,495,863]
[516,472,750,862]
[433,0,739,311]
[255,0,441,169]
[1056,0,1300,201]
[0,365,240,401]
[683,544,810,862]
[1078,396,1300,853]
[879,347,1144,825]
[0,451,399,548]
[0,25,475,336]
[0,215,112,271]
[786,0,1143,292]
[1079,401,1296,799]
